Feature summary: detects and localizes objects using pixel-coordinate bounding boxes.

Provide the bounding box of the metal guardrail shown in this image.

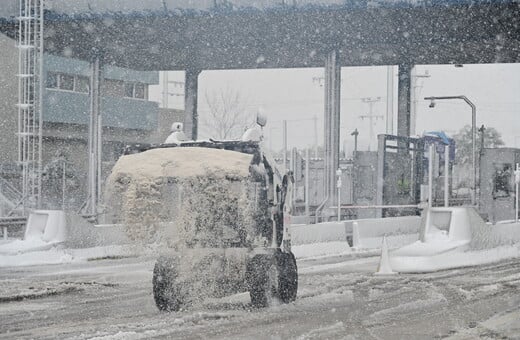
[0,216,27,240]
[0,177,22,204]
[0,176,24,217]
[337,204,420,209]
[0,216,27,225]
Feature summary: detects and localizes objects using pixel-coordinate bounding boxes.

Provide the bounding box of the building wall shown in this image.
[43,54,159,130]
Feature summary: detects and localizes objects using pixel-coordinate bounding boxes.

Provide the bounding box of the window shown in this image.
[75,76,90,93]
[46,72,58,88]
[493,163,512,198]
[105,79,125,97]
[124,82,135,98]
[123,82,148,100]
[134,83,146,99]
[46,72,90,93]
[59,74,74,91]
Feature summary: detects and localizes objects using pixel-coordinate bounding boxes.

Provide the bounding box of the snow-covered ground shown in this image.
[0,242,519,339]
[0,245,137,268]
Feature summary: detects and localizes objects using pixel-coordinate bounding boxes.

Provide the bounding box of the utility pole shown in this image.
[162,71,169,108]
[283,120,288,173]
[359,97,383,151]
[478,124,486,200]
[313,115,318,158]
[411,68,430,136]
[386,66,394,134]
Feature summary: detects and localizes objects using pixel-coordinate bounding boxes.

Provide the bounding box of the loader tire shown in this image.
[246,251,298,308]
[152,256,182,312]
[278,251,298,303]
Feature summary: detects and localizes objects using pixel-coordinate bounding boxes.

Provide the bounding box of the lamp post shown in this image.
[351,128,359,158]
[515,164,520,223]
[424,95,477,206]
[336,168,342,222]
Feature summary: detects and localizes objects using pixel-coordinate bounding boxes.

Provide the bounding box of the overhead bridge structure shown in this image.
[0,0,519,213]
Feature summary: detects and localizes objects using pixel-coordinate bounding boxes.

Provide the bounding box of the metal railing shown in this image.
[0,176,24,217]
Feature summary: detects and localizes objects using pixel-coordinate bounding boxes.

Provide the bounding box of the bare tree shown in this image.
[203,88,252,139]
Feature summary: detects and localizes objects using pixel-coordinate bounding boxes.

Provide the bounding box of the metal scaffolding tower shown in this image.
[16,0,44,212]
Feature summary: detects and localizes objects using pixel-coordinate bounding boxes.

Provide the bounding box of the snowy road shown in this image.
[1,252,519,339]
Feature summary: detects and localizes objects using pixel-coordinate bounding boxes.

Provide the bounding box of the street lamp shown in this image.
[336,168,342,222]
[424,95,477,206]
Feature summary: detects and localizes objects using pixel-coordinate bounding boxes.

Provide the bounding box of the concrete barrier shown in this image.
[290,215,421,248]
[352,216,422,249]
[390,207,520,273]
[0,210,68,254]
[290,221,349,245]
[26,210,68,244]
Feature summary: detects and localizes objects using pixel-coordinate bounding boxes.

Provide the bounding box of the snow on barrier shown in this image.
[351,216,421,249]
[0,210,67,255]
[290,221,349,245]
[290,215,421,249]
[390,207,520,273]
[0,210,134,256]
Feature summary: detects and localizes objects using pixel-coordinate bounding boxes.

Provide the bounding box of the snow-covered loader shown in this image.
[104,133,297,311]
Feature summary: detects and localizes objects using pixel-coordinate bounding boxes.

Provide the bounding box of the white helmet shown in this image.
[171,122,183,132]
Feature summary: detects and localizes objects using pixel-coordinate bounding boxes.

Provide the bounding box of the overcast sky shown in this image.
[150,63,520,154]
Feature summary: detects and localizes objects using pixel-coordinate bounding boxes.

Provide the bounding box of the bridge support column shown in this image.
[184,68,201,140]
[397,64,412,138]
[324,50,341,207]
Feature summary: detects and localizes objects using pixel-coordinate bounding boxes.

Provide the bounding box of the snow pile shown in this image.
[0,238,58,255]
[175,174,256,248]
[0,245,135,267]
[108,147,252,180]
[471,221,520,250]
[390,244,520,273]
[172,248,250,306]
[105,147,255,245]
[0,248,73,267]
[0,210,67,255]
[390,208,520,273]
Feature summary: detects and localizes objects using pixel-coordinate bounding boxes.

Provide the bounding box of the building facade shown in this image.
[0,33,167,213]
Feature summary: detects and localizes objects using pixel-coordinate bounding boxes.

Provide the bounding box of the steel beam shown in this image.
[324,50,341,206]
[183,69,201,140]
[376,135,386,218]
[87,57,102,216]
[397,64,412,137]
